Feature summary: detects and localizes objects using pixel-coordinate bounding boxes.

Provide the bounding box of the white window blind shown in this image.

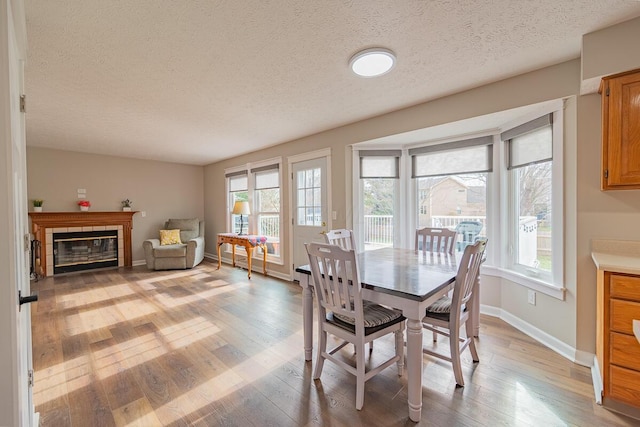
[502,114,553,169]
[409,136,493,178]
[253,165,279,189]
[226,171,248,192]
[359,150,401,178]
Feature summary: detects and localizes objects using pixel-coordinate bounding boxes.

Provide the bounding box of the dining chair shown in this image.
[421,239,487,387]
[324,228,373,352]
[324,228,356,251]
[415,227,457,255]
[305,242,405,410]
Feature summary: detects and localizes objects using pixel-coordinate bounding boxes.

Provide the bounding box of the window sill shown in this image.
[481,265,566,300]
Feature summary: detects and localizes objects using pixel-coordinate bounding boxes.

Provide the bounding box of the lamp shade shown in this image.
[232,200,250,215]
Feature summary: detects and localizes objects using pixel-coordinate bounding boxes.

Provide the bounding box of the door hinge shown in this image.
[20,95,26,113]
[604,169,609,179]
[28,369,33,387]
[291,172,293,180]
[605,87,610,96]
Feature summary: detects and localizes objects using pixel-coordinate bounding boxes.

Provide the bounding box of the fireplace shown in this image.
[28,211,136,277]
[53,230,119,274]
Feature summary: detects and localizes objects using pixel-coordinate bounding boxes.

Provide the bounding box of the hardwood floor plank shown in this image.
[30,262,640,426]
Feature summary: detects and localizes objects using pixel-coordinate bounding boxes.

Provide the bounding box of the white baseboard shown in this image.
[591,355,603,404]
[480,304,594,367]
[132,259,146,266]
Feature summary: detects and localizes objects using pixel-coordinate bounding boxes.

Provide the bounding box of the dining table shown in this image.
[295,247,481,423]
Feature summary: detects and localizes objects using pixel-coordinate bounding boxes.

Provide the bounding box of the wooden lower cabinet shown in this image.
[597,271,640,416]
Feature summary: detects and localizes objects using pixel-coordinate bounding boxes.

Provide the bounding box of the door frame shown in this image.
[1,0,33,426]
[287,148,332,279]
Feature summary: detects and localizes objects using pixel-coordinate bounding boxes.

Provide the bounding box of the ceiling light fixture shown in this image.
[349,48,396,77]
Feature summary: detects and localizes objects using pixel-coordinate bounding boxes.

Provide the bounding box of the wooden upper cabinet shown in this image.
[600,68,640,190]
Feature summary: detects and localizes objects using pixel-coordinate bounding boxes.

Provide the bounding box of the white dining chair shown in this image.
[421,239,487,387]
[415,227,456,255]
[305,242,405,410]
[325,228,373,352]
[324,228,356,251]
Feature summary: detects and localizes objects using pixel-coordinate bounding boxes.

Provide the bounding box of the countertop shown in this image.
[591,239,640,275]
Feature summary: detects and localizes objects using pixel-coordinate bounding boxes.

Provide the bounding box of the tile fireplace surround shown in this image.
[28,211,136,277]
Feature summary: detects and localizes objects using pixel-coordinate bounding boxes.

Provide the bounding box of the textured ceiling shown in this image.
[24,1,640,165]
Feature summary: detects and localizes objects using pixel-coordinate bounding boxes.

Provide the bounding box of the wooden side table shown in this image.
[217,233,268,279]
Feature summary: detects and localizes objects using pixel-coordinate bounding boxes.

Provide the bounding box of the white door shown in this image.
[291,157,329,269]
[1,1,34,425]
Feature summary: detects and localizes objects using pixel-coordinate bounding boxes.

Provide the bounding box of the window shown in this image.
[359,150,400,251]
[253,165,281,257]
[410,137,492,253]
[227,171,248,235]
[225,159,283,263]
[296,168,322,226]
[503,114,557,283]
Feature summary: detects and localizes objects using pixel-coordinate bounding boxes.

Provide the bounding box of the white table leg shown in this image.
[406,318,423,422]
[301,276,314,361]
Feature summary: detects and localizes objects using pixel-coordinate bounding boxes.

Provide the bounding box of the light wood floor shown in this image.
[31,260,638,426]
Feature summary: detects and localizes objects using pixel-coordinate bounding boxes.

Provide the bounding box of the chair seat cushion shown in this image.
[427,296,451,313]
[330,302,405,335]
[425,296,469,322]
[153,244,187,258]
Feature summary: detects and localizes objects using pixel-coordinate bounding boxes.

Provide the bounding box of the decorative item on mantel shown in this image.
[121,199,132,211]
[32,199,43,212]
[78,200,91,211]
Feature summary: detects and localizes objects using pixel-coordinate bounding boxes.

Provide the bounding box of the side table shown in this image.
[217,233,267,279]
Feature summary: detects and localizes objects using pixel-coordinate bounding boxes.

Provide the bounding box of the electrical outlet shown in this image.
[527,290,536,305]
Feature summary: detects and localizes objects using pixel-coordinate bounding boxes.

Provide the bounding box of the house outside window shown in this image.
[411,136,492,253]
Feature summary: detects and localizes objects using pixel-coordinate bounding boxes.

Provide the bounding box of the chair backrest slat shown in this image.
[325,229,356,251]
[415,227,456,255]
[306,242,364,329]
[450,239,487,318]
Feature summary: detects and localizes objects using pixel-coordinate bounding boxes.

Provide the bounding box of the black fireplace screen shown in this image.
[53,230,118,274]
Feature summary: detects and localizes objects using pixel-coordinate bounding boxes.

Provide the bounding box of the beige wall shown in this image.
[26,147,205,263]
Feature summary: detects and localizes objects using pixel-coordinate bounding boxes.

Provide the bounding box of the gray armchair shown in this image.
[143,218,205,270]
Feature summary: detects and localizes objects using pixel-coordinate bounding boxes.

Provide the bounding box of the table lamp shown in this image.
[232,201,250,235]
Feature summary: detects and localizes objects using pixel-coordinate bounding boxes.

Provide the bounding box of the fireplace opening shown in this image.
[53,230,118,274]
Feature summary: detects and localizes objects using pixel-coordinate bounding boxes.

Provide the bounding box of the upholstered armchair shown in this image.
[143,218,205,270]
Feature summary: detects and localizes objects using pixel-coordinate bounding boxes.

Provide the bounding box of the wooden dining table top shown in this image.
[296,247,459,302]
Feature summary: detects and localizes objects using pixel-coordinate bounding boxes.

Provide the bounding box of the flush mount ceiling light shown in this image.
[349,48,396,77]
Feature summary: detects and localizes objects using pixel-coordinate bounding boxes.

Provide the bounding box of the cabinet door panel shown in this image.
[610,299,640,335]
[610,332,640,371]
[606,72,640,187]
[609,365,640,406]
[610,273,640,300]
